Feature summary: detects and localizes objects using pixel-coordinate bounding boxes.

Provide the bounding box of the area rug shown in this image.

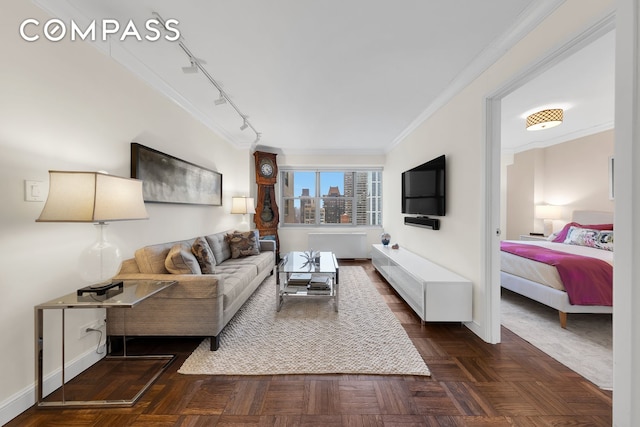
[501,289,612,389]
[178,266,430,376]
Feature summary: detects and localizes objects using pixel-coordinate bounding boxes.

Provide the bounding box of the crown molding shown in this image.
[388,0,566,153]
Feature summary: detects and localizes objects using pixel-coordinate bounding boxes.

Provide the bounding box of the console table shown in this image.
[34,280,176,408]
[371,244,472,322]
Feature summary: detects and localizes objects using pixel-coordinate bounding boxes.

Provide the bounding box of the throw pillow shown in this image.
[563,226,601,248]
[596,230,614,251]
[552,222,614,242]
[191,236,216,274]
[165,243,202,274]
[226,230,260,259]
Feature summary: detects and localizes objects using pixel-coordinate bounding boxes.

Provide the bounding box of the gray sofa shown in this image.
[107,230,276,350]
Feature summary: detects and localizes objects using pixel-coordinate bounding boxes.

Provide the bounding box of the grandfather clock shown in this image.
[254,151,280,257]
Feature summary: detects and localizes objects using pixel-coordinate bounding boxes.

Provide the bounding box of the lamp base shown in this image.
[78,223,122,283]
[77,280,123,296]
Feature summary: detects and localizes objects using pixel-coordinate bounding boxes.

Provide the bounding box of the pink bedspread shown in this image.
[500,242,612,306]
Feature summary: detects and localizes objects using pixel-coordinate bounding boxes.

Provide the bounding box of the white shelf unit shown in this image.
[371,244,472,322]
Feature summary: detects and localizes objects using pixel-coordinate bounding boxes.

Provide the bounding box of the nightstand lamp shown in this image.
[36,171,148,282]
[231,196,255,231]
[535,204,562,237]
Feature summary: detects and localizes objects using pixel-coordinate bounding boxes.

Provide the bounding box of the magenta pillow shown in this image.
[552,222,614,243]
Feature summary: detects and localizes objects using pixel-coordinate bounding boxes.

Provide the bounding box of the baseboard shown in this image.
[0,343,106,425]
[463,320,485,341]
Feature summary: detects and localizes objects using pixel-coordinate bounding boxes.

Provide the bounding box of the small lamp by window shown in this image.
[230,197,255,231]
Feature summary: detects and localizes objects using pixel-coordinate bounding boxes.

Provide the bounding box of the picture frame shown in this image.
[131,142,222,206]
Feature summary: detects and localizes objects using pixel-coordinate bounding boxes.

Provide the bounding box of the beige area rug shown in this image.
[178,266,430,377]
[501,289,612,389]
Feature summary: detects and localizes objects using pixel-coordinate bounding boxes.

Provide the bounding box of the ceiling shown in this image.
[32,0,612,156]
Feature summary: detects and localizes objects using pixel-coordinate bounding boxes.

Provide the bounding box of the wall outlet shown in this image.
[79,320,104,339]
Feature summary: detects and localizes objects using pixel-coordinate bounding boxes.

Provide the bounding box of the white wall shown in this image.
[506,130,615,239]
[384,1,615,338]
[613,0,640,424]
[0,2,251,422]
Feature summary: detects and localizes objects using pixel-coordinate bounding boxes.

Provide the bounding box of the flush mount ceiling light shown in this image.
[526,108,564,131]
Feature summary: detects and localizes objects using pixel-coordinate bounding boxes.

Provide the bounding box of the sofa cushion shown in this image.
[223,252,274,276]
[215,263,258,307]
[165,243,202,274]
[205,232,231,264]
[227,230,260,258]
[192,237,216,273]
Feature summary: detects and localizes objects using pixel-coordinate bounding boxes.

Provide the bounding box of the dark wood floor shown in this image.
[8,261,612,426]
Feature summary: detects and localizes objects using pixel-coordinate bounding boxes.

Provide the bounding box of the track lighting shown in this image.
[153,11,261,143]
[181,57,199,74]
[214,92,226,106]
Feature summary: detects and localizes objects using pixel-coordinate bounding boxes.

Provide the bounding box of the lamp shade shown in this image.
[36,171,149,223]
[230,197,256,215]
[526,109,563,131]
[534,204,562,220]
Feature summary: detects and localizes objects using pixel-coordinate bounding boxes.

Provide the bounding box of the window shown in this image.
[280,169,382,226]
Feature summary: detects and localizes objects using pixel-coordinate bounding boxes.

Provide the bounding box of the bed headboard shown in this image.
[572,210,614,224]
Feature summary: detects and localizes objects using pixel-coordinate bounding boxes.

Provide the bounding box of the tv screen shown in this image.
[401,155,445,216]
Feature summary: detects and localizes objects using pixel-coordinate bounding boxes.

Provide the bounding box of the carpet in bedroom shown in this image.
[178,265,431,377]
[501,288,612,389]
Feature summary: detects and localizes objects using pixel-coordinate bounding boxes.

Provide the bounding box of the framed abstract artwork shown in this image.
[131,143,222,206]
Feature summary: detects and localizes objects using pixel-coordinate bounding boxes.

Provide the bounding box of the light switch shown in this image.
[25,180,46,202]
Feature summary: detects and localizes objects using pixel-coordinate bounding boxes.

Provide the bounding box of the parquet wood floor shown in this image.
[8,261,612,426]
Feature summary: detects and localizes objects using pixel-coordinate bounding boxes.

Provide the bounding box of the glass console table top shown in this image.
[36,280,176,309]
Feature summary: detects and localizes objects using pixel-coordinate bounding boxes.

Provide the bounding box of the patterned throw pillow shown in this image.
[563,226,614,251]
[165,243,202,274]
[563,226,601,248]
[595,230,614,251]
[191,236,216,273]
[226,230,260,259]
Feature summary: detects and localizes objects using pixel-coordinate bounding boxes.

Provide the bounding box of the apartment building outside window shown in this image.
[280,169,382,226]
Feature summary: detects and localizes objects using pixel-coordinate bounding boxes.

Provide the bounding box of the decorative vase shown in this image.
[380,232,391,246]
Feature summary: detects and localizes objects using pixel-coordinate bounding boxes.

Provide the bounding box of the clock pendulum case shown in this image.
[253,151,280,257]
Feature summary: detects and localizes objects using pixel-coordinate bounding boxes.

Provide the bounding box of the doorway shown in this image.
[484,14,616,345]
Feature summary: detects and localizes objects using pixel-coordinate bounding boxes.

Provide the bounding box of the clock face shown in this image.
[260,161,274,177]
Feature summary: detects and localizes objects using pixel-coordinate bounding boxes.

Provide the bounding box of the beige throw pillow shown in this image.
[192,236,216,273]
[165,243,202,274]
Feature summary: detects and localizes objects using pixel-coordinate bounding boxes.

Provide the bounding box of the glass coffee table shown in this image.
[277,251,339,312]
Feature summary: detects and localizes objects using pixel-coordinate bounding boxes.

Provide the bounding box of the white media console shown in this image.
[371,244,472,322]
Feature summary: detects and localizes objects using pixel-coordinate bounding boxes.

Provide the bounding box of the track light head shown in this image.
[214,92,227,106]
[181,58,199,74]
[240,117,249,131]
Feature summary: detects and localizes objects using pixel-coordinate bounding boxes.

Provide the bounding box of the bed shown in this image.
[500,210,613,328]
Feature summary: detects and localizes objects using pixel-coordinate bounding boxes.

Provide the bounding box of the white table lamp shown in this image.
[535,204,562,236]
[36,171,148,282]
[231,197,255,231]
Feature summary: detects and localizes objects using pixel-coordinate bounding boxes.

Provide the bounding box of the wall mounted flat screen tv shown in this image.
[401,154,446,216]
